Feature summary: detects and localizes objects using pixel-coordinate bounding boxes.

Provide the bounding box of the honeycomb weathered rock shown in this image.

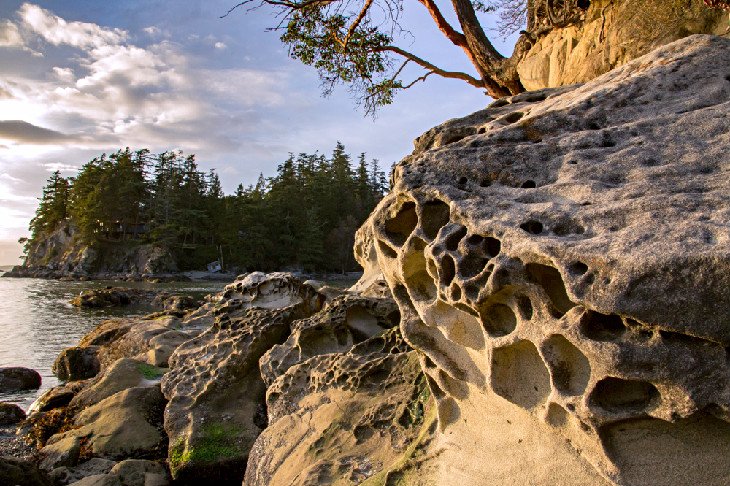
[356,35,730,485]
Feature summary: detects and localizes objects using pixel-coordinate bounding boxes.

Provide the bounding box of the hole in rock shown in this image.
[542,335,591,396]
[421,200,451,240]
[458,176,468,186]
[586,121,601,130]
[546,403,569,427]
[466,234,484,246]
[458,254,489,279]
[426,375,446,400]
[392,284,415,310]
[568,261,589,275]
[463,285,480,303]
[480,303,517,337]
[450,283,462,301]
[346,305,382,339]
[658,330,708,348]
[516,295,533,320]
[440,255,456,287]
[568,160,578,165]
[386,310,401,326]
[503,111,524,124]
[478,127,486,134]
[479,178,491,187]
[590,378,658,413]
[521,180,536,189]
[443,133,466,145]
[601,414,730,486]
[485,237,501,258]
[353,425,374,444]
[553,222,585,236]
[638,329,654,341]
[445,226,467,251]
[526,263,576,316]
[402,246,437,304]
[384,201,418,246]
[580,311,626,341]
[491,340,551,409]
[520,220,543,235]
[577,0,590,9]
[439,369,470,400]
[378,240,398,259]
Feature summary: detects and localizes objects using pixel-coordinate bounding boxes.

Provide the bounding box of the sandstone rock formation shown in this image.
[244,295,430,486]
[515,0,728,91]
[355,34,730,485]
[5,223,178,280]
[19,270,430,485]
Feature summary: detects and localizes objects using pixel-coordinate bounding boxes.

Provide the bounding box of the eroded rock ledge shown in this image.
[355,34,730,485]
[11,272,428,486]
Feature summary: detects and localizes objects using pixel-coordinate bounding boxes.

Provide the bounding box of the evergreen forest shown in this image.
[24,143,389,272]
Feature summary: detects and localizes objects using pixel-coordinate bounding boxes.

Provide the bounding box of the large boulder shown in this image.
[245,297,430,486]
[0,367,41,392]
[53,347,101,382]
[160,273,323,484]
[356,35,730,485]
[39,386,167,467]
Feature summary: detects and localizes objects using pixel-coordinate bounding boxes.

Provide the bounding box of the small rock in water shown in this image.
[0,367,41,393]
[0,402,26,425]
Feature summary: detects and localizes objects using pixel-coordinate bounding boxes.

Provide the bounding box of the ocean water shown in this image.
[0,274,225,410]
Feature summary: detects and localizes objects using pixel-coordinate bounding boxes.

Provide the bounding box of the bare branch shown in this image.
[416,0,468,48]
[379,45,483,88]
[341,0,376,49]
[402,71,433,89]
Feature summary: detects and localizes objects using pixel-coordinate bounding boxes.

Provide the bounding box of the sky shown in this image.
[0,0,519,265]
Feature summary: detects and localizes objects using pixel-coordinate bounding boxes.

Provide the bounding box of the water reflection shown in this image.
[0,276,224,410]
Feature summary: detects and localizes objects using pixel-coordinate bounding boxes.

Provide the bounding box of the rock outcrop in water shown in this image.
[5,223,179,281]
[356,34,730,485]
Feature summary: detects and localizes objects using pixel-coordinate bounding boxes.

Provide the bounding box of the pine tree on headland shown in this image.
[25,143,388,273]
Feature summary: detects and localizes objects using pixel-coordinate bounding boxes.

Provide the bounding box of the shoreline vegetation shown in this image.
[12,142,388,280]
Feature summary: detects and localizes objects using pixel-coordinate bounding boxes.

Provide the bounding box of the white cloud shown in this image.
[52,66,74,82]
[18,3,127,49]
[0,19,23,47]
[214,41,227,50]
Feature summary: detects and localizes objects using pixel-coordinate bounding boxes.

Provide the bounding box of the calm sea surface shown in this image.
[0,274,225,410]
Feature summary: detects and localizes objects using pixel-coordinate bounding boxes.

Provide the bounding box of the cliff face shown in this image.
[9,223,177,279]
[356,34,730,485]
[515,0,727,91]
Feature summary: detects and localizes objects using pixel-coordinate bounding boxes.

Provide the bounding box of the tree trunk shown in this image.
[451,0,524,97]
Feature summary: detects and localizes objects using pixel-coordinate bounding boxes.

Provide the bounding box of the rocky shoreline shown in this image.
[1,266,235,283]
[0,271,425,485]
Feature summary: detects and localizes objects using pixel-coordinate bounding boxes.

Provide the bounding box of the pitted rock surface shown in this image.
[160,273,323,484]
[246,308,430,486]
[260,295,401,387]
[356,35,730,486]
